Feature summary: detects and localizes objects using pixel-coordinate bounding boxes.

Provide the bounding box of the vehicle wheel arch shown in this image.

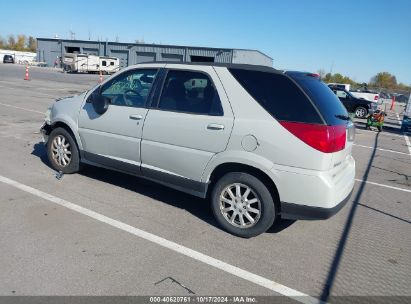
[207,162,281,214]
[48,120,83,152]
[354,106,368,118]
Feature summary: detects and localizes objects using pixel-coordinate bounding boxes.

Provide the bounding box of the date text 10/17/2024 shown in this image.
[149,296,257,303]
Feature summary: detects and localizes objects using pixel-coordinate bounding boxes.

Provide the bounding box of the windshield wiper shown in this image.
[335,114,350,121]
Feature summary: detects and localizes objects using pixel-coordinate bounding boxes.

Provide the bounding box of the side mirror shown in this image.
[92,94,110,115]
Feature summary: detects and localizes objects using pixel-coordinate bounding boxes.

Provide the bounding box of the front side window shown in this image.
[158,70,223,115]
[101,69,158,107]
[334,90,348,99]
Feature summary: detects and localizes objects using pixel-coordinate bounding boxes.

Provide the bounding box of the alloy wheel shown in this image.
[219,183,261,228]
[51,135,72,167]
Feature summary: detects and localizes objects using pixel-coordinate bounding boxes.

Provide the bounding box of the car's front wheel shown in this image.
[47,127,81,173]
[211,172,276,238]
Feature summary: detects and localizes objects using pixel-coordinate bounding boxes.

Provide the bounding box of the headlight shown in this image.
[45,107,52,124]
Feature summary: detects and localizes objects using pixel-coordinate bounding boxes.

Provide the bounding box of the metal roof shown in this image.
[36,38,272,60]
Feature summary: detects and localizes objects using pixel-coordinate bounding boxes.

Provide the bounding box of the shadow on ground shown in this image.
[31,142,294,235]
[320,133,380,301]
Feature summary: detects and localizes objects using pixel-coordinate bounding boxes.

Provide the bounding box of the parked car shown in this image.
[3,55,14,64]
[331,88,377,118]
[40,63,355,238]
[327,82,351,91]
[349,89,379,102]
[328,84,379,102]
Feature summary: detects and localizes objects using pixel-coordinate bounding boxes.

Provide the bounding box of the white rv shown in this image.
[63,53,119,74]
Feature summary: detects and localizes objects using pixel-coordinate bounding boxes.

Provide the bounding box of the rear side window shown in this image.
[158,70,223,116]
[290,74,349,125]
[229,69,323,124]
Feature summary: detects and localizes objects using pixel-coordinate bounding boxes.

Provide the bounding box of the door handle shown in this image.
[207,123,225,130]
[129,114,143,120]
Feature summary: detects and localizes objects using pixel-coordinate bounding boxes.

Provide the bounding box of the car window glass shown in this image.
[291,74,348,125]
[335,90,347,98]
[101,69,157,107]
[158,70,223,116]
[229,69,323,124]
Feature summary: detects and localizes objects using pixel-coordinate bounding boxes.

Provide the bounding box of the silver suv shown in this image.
[41,62,355,238]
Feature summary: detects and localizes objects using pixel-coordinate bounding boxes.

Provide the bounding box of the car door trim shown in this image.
[141,164,209,198]
[82,151,209,198]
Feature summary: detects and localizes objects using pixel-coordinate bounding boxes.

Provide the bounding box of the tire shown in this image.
[47,127,81,174]
[211,172,276,238]
[354,107,368,118]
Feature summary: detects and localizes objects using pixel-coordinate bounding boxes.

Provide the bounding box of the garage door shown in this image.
[161,53,183,62]
[111,50,129,68]
[83,48,99,55]
[136,52,156,63]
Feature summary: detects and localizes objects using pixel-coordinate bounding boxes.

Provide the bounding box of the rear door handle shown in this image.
[207,123,225,130]
[129,114,143,120]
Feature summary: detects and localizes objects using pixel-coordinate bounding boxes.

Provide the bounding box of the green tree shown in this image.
[370,72,397,89]
[7,35,16,50]
[0,36,5,49]
[332,73,344,83]
[28,36,36,52]
[15,34,26,51]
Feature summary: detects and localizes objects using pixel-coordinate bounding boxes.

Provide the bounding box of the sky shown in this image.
[0,0,410,84]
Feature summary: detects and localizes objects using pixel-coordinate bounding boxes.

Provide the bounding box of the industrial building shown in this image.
[36,38,273,68]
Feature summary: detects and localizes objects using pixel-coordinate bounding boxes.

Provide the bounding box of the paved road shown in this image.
[0,64,410,301]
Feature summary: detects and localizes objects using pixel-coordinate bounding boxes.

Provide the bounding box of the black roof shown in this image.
[138,61,280,73]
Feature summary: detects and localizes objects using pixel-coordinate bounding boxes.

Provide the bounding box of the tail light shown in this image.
[306,73,320,79]
[374,95,379,101]
[280,121,346,153]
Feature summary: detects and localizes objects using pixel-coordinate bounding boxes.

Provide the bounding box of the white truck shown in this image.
[350,90,379,102]
[327,83,379,102]
[63,53,120,74]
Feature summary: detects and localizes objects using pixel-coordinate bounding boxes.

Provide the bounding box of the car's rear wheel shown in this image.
[47,127,81,173]
[211,172,276,238]
[355,106,367,118]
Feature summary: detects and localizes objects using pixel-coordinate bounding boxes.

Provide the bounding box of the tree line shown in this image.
[0,35,37,52]
[318,69,410,93]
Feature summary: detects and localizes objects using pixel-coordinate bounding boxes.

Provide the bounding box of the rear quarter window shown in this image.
[289,73,349,125]
[229,69,323,124]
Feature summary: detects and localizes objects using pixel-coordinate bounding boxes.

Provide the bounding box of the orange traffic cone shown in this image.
[24,65,30,81]
[99,70,103,83]
[390,95,396,111]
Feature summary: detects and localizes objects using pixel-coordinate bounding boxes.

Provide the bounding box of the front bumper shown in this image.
[40,122,50,143]
[280,189,353,220]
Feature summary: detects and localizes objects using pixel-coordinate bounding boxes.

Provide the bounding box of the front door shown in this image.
[78,68,159,174]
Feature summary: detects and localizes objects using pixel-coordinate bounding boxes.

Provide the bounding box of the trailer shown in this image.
[62,53,119,74]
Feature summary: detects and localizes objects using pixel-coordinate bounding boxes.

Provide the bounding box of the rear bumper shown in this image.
[280,188,353,220]
[270,154,355,220]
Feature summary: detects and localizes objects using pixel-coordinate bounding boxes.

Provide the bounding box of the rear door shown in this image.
[141,65,234,188]
[333,89,354,112]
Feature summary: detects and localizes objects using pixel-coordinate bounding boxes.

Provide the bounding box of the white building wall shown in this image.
[0,49,37,64]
